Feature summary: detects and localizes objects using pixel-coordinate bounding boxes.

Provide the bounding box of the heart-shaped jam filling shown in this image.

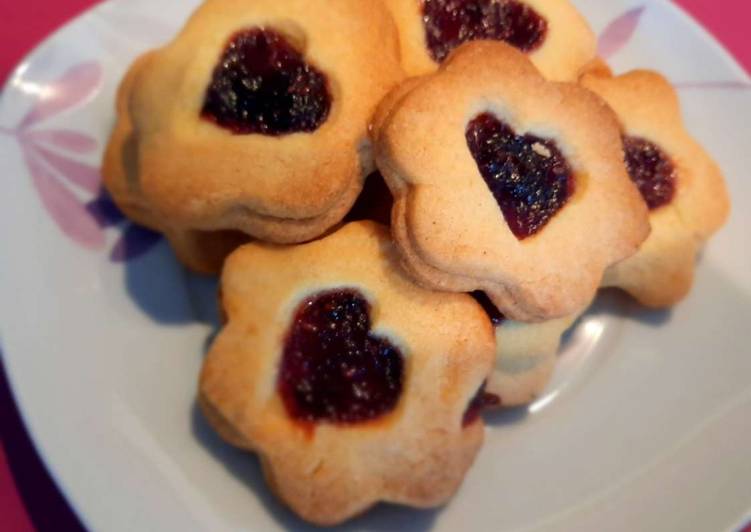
[463,382,501,426]
[471,291,505,326]
[279,289,404,424]
[622,136,676,210]
[422,0,547,63]
[201,28,331,135]
[466,113,574,239]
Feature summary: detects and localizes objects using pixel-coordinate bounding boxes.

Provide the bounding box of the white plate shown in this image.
[1,1,750,530]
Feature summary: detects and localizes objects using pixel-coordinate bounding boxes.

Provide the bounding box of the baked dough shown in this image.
[581,70,731,307]
[487,312,580,406]
[200,221,496,525]
[384,0,596,81]
[103,0,404,272]
[373,41,650,322]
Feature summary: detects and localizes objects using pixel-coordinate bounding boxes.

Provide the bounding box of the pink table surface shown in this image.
[1,1,750,531]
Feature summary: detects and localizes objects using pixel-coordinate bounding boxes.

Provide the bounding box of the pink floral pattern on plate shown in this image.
[598,6,646,59]
[0,61,161,261]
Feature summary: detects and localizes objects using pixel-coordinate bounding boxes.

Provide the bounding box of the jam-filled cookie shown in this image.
[373,41,650,322]
[473,293,581,406]
[102,0,404,272]
[200,221,496,525]
[384,0,596,81]
[581,70,730,307]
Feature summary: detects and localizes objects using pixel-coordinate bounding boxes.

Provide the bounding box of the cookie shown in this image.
[473,293,581,406]
[384,0,596,81]
[200,221,496,525]
[581,70,731,307]
[578,57,613,79]
[373,41,650,322]
[102,0,404,272]
[488,316,577,406]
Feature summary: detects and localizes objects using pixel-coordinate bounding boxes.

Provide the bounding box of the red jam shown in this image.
[278,290,404,424]
[201,28,330,135]
[422,0,547,63]
[463,382,501,426]
[344,171,394,226]
[623,136,676,210]
[466,113,574,239]
[471,291,505,326]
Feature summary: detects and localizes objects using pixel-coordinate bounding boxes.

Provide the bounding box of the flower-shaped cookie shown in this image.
[373,41,650,322]
[581,70,731,307]
[102,0,404,272]
[200,221,496,525]
[384,0,596,81]
[473,293,581,406]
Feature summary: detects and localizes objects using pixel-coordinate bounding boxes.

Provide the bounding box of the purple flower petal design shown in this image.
[19,62,103,130]
[598,6,646,59]
[86,191,126,227]
[29,144,101,194]
[23,146,105,250]
[22,129,98,154]
[110,224,162,262]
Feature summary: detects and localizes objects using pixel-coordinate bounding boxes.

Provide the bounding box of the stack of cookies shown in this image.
[103,0,730,525]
